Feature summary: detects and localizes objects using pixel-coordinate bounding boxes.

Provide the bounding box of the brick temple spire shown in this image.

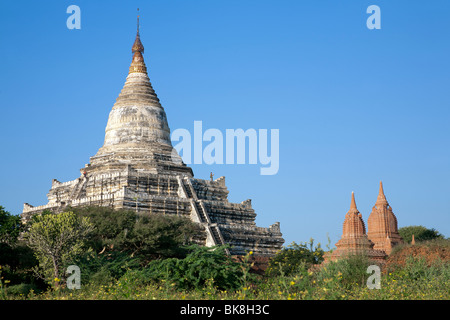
[375,181,388,206]
[367,181,403,255]
[324,192,386,263]
[350,191,357,211]
[341,192,366,240]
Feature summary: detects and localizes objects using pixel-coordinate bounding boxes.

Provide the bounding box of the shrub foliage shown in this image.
[266,239,324,277]
[0,204,448,300]
[137,245,245,291]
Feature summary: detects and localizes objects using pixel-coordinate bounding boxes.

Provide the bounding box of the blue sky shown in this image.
[0,0,449,248]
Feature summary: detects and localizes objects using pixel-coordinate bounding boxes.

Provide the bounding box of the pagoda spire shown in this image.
[342,191,366,236]
[137,8,140,33]
[132,9,144,54]
[92,13,190,175]
[367,181,403,255]
[376,181,388,206]
[350,191,357,212]
[130,8,147,74]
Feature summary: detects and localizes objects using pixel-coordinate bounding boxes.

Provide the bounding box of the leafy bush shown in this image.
[266,240,324,277]
[136,245,244,291]
[315,253,373,291]
[396,255,450,282]
[72,250,142,286]
[3,283,40,296]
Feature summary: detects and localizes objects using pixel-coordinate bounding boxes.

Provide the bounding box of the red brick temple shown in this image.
[325,182,403,263]
[367,182,403,255]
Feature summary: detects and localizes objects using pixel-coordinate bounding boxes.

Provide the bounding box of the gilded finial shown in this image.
[137,8,140,34]
[132,8,144,53]
[129,9,147,74]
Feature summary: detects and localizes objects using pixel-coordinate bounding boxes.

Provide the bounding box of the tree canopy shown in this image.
[24,211,94,286]
[398,225,445,243]
[0,206,22,245]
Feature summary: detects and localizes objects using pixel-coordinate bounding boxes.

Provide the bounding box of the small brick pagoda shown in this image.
[325,191,386,263]
[325,182,403,262]
[21,19,284,257]
[367,181,403,255]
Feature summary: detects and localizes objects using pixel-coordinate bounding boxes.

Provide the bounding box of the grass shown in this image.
[1,240,449,300]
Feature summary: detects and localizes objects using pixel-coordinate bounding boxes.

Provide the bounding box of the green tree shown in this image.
[72,206,136,252]
[73,206,204,260]
[68,207,204,285]
[127,214,204,260]
[0,206,22,245]
[399,225,444,243]
[0,206,41,290]
[24,211,93,287]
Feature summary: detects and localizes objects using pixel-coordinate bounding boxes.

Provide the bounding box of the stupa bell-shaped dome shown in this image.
[95,21,172,156]
[90,16,192,176]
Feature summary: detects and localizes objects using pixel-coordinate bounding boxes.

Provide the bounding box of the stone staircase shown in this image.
[178,176,228,253]
[193,200,209,223]
[69,176,87,200]
[209,224,226,246]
